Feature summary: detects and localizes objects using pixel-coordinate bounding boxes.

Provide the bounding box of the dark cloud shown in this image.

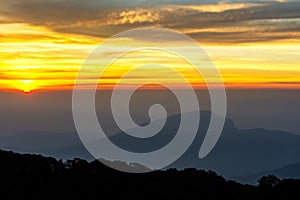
[159,2,300,43]
[2,0,300,43]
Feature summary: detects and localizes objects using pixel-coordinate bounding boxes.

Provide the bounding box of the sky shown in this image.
[0,0,300,92]
[1,89,300,136]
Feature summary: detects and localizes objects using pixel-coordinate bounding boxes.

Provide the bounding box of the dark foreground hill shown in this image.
[0,149,300,200]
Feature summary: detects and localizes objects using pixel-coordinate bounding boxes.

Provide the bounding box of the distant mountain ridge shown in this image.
[234,162,300,185]
[1,111,300,182]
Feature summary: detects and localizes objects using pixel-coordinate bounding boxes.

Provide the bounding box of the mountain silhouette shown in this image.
[108,111,300,178]
[1,111,300,180]
[235,162,300,185]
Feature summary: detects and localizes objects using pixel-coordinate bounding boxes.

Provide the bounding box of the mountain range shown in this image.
[235,162,300,185]
[1,111,300,184]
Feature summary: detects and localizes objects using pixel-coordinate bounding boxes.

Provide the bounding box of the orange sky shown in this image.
[1,1,300,93]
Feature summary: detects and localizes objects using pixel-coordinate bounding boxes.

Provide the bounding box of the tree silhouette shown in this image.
[0,148,299,200]
[258,175,280,188]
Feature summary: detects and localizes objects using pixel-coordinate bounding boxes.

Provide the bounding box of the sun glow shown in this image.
[18,80,34,94]
[0,21,300,92]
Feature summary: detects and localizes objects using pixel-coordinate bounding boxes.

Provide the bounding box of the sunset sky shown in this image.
[1,0,300,92]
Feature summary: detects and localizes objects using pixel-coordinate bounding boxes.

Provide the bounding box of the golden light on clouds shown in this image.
[0,22,99,92]
[1,1,300,92]
[168,2,262,13]
[108,9,162,25]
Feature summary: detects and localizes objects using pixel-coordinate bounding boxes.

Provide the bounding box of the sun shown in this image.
[19,80,34,94]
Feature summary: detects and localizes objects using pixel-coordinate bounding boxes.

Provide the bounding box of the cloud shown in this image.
[161,2,300,43]
[1,1,300,43]
[107,9,162,25]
